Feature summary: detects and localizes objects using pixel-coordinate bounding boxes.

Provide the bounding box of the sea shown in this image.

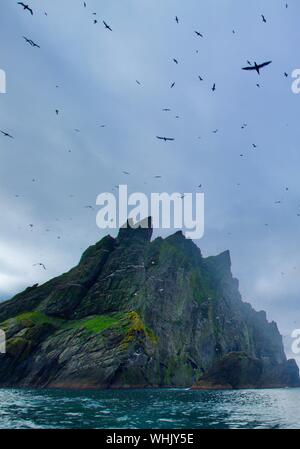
[0,387,299,429]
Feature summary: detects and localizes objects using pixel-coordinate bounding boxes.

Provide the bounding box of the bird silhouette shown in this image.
[156,136,175,142]
[175,16,179,24]
[103,21,112,31]
[18,2,33,15]
[198,76,203,81]
[173,58,178,64]
[212,83,216,91]
[195,31,203,37]
[33,263,46,270]
[0,130,14,138]
[242,61,272,74]
[23,36,40,48]
[261,14,267,23]
[171,82,175,88]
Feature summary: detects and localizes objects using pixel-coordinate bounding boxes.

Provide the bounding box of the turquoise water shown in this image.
[0,388,299,429]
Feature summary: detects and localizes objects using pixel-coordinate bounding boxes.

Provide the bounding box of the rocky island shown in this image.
[0,218,298,389]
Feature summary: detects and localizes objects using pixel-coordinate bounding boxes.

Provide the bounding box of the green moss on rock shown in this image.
[122,311,158,347]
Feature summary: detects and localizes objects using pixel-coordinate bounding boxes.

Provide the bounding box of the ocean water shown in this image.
[0,388,299,429]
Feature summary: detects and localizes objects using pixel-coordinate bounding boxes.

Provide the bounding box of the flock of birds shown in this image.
[1,1,298,283]
[1,2,288,145]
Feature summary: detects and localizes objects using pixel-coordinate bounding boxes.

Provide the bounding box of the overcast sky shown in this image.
[1,0,300,362]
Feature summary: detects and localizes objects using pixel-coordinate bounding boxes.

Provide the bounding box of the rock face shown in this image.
[0,218,298,389]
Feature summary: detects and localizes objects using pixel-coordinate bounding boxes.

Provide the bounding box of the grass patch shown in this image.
[80,313,124,333]
[62,312,126,334]
[0,311,62,331]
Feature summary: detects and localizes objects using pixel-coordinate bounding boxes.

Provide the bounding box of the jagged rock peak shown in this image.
[117,216,153,242]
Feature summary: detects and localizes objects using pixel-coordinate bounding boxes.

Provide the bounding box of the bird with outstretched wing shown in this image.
[18,2,33,15]
[242,61,272,74]
[156,136,175,142]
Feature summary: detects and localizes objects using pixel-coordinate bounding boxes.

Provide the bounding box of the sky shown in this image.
[0,0,300,362]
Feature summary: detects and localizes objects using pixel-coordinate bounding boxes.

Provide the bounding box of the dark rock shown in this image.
[0,218,298,389]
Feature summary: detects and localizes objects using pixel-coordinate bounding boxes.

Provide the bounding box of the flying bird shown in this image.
[242,61,272,74]
[212,83,216,91]
[103,21,112,31]
[23,36,40,48]
[173,58,178,64]
[195,31,203,37]
[198,76,203,81]
[175,16,179,23]
[122,171,130,175]
[0,130,14,138]
[33,263,46,270]
[156,136,175,142]
[171,82,175,88]
[284,72,289,78]
[261,14,267,23]
[17,2,33,15]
